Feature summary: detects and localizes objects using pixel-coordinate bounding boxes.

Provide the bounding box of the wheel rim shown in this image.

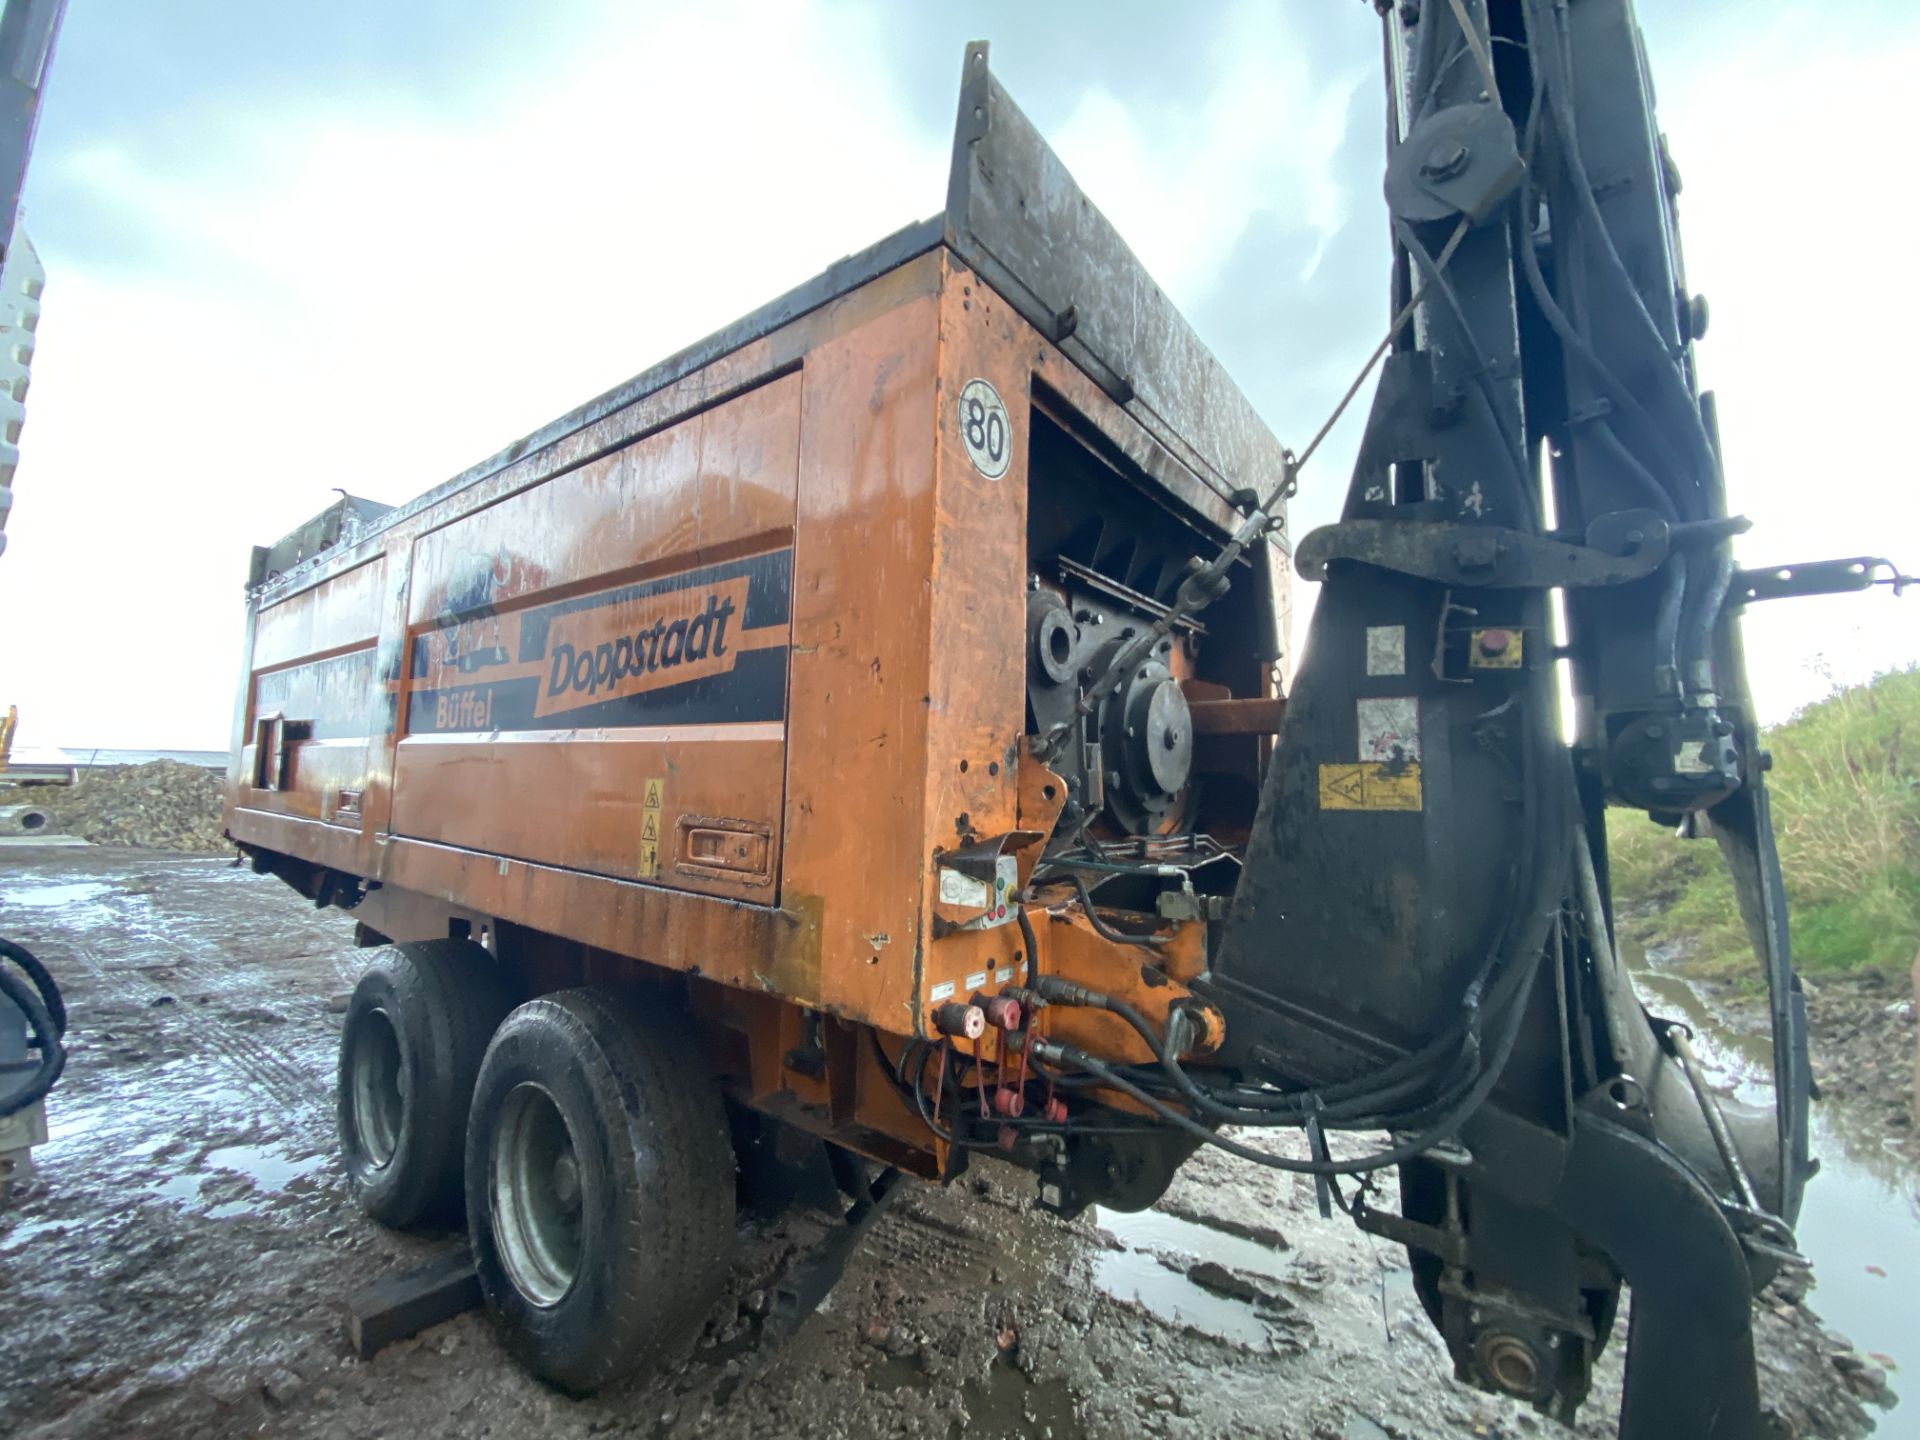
[491,1082,585,1307]
[348,1007,404,1168]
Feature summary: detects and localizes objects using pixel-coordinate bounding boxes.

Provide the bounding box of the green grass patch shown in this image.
[1606,664,1920,984]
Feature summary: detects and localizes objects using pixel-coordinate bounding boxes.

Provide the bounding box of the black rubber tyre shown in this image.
[465,988,736,1395]
[337,940,519,1227]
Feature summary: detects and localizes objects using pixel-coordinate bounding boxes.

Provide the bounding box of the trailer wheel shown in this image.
[465,989,735,1394]
[337,940,518,1227]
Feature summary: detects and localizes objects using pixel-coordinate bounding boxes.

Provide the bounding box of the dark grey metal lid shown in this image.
[945,41,1289,533]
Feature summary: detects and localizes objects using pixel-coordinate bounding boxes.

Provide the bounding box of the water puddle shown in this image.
[185,1082,261,1113]
[955,1359,1083,1439]
[1097,1206,1291,1278]
[0,1216,72,1250]
[150,1141,324,1218]
[1092,1206,1291,1348]
[1792,1139,1920,1382]
[1,880,112,909]
[866,1353,925,1394]
[867,1355,1083,1439]
[1629,947,1920,1389]
[203,1143,323,1191]
[153,1172,204,1205]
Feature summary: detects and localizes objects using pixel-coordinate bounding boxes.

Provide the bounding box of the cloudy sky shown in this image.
[3,0,1914,750]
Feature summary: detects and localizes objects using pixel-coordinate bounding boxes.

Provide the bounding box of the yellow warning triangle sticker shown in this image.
[1319,764,1367,807]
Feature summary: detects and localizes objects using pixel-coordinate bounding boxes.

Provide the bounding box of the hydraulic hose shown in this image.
[1652,552,1689,697]
[0,938,66,1037]
[1015,899,1042,978]
[1526,1,1718,515]
[0,940,66,1120]
[1030,873,1166,949]
[1114,984,1469,1128]
[1680,540,1736,700]
[1032,951,1542,1180]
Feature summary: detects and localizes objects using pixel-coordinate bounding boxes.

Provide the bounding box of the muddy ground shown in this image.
[1763,972,1916,1166]
[0,848,1886,1438]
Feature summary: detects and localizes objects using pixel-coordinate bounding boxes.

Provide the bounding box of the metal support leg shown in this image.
[1552,1114,1766,1440]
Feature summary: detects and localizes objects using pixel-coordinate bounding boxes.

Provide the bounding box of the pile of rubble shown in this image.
[40,761,229,852]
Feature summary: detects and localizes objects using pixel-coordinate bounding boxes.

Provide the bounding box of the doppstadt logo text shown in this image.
[537,583,744,717]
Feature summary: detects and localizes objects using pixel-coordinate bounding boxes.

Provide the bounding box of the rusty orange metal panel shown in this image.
[231,556,395,852]
[404,415,704,631]
[235,557,389,829]
[403,371,799,626]
[1029,910,1219,1064]
[228,257,946,883]
[780,288,944,1025]
[233,738,372,824]
[913,258,1036,1023]
[389,377,801,900]
[251,554,386,671]
[380,834,791,996]
[390,728,785,901]
[225,806,370,875]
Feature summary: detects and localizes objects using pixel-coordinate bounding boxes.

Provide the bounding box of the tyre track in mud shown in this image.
[5,861,343,1120]
[86,918,318,1117]
[133,860,368,992]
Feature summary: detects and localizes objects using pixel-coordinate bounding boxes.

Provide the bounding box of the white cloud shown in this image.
[2,0,947,748]
[1047,5,1365,303]
[1,1,1911,752]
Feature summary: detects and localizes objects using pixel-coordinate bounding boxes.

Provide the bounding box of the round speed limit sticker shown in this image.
[957,378,1012,479]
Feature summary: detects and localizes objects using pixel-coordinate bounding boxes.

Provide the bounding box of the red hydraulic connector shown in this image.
[991,1086,1026,1117]
[977,993,1023,1031]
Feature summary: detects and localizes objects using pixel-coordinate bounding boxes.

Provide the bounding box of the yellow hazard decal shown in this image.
[639,777,664,877]
[1318,762,1422,812]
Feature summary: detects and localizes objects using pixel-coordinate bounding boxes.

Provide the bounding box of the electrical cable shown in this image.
[1087,691,1563,1155]
[1443,0,1503,103]
[1582,417,1680,524]
[1298,214,1471,481]
[870,1029,929,1114]
[1059,983,1478,1131]
[1034,737,1549,1139]
[1511,4,1727,713]
[1513,176,1693,509]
